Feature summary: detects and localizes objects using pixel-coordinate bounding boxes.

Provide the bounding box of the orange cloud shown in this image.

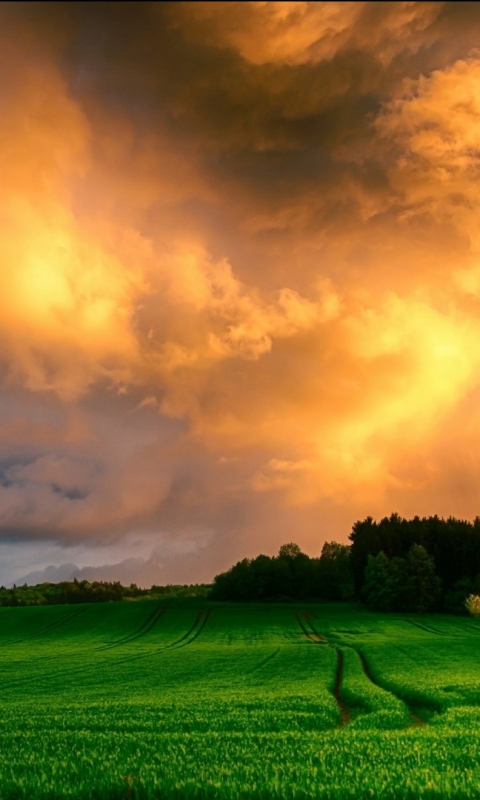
[376,56,480,248]
[1,3,480,578]
[0,39,146,398]
[175,2,442,66]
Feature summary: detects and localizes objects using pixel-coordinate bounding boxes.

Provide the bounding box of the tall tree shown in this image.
[319,542,354,600]
[405,544,441,613]
[362,552,397,611]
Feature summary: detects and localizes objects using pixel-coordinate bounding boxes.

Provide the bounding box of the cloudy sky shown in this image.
[1,1,480,586]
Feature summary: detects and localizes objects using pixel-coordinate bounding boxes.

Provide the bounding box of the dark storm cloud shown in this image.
[1,2,480,583]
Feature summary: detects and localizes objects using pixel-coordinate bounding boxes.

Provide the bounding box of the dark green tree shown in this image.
[349,513,480,607]
[405,544,441,613]
[278,543,303,559]
[362,552,397,611]
[319,542,354,600]
[362,545,441,613]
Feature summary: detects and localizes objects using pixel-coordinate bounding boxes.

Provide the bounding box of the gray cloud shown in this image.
[0,3,480,585]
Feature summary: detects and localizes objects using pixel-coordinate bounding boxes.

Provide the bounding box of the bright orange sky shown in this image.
[1,1,480,585]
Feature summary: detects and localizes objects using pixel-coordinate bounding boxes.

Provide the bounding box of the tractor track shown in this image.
[294,612,324,644]
[0,608,213,694]
[0,607,86,647]
[294,613,349,726]
[304,617,326,641]
[357,649,425,727]
[334,649,350,726]
[166,609,211,651]
[96,605,167,651]
[406,619,456,637]
[248,647,280,673]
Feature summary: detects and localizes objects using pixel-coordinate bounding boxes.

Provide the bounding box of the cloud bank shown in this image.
[1,1,480,583]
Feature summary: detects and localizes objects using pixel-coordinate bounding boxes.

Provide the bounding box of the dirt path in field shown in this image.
[357,649,425,727]
[334,649,350,726]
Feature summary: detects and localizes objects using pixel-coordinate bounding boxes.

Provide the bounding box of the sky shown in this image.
[1,1,480,587]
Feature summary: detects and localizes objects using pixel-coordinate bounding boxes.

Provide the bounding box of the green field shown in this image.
[1,600,480,798]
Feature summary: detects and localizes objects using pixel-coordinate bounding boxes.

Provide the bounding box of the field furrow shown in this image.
[248,647,280,672]
[0,607,86,647]
[334,648,351,726]
[166,609,211,650]
[0,602,478,797]
[96,603,168,649]
[406,619,456,637]
[294,612,324,643]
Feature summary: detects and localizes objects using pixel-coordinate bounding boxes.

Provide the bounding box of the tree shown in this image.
[387,556,410,610]
[278,543,303,559]
[444,577,474,614]
[349,513,480,607]
[276,543,311,598]
[362,552,398,611]
[210,541,355,602]
[319,542,354,600]
[349,516,380,595]
[361,545,442,613]
[405,544,441,613]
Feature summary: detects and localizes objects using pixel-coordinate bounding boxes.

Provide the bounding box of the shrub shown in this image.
[465,594,480,617]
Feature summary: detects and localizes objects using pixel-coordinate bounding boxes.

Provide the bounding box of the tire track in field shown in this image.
[294,612,325,643]
[457,620,480,632]
[96,605,168,651]
[356,649,425,727]
[248,647,280,673]
[304,615,326,642]
[294,613,348,727]
[334,649,350,726]
[0,607,86,647]
[164,609,211,651]
[50,608,210,677]
[454,620,480,639]
[406,619,458,637]
[0,608,212,693]
[16,603,167,661]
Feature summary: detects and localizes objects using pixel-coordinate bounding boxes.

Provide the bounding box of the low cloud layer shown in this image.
[1,2,480,583]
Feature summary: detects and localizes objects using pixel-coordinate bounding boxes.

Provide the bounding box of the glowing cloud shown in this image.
[0,2,480,583]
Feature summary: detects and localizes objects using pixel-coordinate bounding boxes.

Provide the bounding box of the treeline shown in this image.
[210,542,354,601]
[0,580,211,607]
[350,513,480,613]
[6,514,480,613]
[211,514,480,613]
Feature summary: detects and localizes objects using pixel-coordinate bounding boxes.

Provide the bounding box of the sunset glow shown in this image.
[1,1,480,585]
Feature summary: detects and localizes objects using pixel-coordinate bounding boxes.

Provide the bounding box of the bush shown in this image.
[465,594,480,617]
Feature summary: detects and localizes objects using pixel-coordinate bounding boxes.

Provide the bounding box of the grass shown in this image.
[1,601,480,797]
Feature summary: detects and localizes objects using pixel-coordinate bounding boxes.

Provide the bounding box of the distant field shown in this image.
[2,601,480,798]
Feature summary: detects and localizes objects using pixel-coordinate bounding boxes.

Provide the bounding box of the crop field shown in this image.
[1,601,480,798]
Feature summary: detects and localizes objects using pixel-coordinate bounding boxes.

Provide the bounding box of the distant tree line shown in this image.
[0,579,211,607]
[211,514,480,613]
[210,542,354,601]
[6,514,480,613]
[350,513,480,613]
